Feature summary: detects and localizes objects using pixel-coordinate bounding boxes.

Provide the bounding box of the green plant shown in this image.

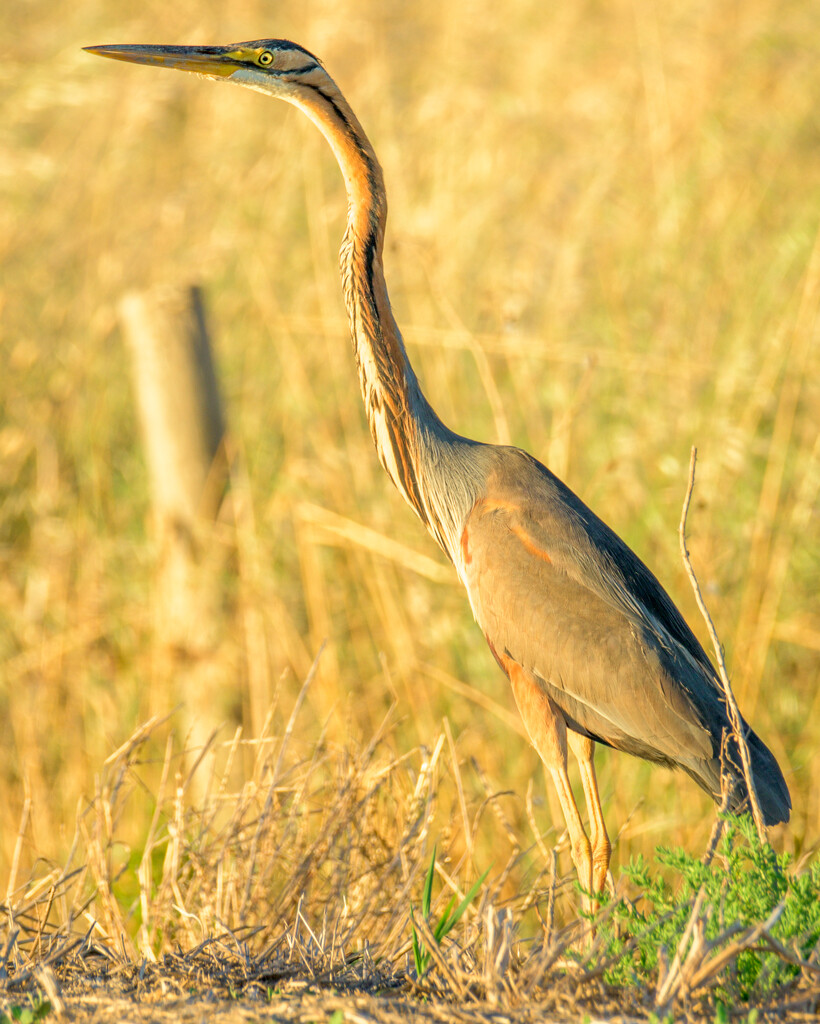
[714,1004,759,1024]
[410,846,489,979]
[0,1002,52,1024]
[596,815,820,1001]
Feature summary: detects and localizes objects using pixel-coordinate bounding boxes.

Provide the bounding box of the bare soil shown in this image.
[4,936,820,1024]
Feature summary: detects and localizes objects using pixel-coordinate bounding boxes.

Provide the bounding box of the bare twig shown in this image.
[679,447,767,841]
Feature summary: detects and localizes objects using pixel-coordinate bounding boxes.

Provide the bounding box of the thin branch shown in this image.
[678,446,767,841]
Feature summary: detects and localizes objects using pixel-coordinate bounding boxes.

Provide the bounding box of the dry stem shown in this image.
[678,446,767,840]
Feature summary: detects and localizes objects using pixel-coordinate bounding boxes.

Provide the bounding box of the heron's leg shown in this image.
[567,731,611,896]
[507,664,594,902]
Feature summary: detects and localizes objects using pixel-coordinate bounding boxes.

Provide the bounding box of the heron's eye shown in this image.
[257,51,274,66]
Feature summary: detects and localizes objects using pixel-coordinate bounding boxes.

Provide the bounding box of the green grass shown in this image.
[410,845,490,978]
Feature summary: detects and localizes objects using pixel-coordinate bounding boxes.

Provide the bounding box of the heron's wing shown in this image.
[460,449,723,768]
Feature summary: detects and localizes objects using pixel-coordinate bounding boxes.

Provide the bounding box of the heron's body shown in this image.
[87,38,790,896]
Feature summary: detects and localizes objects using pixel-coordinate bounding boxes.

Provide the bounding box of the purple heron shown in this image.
[86,39,790,897]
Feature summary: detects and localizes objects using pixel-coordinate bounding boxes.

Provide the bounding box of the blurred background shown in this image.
[1,0,818,891]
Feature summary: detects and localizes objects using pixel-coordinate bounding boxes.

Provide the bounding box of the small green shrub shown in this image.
[597,815,820,1001]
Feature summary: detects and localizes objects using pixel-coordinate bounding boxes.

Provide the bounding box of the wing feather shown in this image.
[461,449,724,770]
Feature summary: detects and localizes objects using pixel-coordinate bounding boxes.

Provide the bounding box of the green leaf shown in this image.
[410,907,429,977]
[444,867,491,933]
[421,845,436,919]
[409,847,490,980]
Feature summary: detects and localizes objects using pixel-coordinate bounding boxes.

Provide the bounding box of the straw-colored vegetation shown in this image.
[1,0,819,1017]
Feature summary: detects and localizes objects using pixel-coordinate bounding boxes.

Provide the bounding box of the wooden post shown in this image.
[120,284,230,780]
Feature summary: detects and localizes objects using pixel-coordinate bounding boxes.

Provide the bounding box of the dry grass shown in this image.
[1,0,819,1013]
[0,690,580,1017]
[2,695,820,1022]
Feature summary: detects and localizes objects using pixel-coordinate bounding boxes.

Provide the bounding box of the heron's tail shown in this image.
[687,723,790,826]
[731,727,791,826]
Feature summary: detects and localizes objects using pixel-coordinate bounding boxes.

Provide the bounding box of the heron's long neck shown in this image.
[337,141,432,509]
[292,81,479,559]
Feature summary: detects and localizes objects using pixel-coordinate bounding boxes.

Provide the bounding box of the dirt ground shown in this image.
[1,948,632,1024]
[2,964,634,1024]
[0,981,671,1024]
[3,987,636,1024]
[4,947,820,1024]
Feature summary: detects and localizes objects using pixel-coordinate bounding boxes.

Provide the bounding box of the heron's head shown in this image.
[86,37,382,217]
[84,38,331,102]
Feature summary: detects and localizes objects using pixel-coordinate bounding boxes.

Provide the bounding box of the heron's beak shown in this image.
[84,44,241,78]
